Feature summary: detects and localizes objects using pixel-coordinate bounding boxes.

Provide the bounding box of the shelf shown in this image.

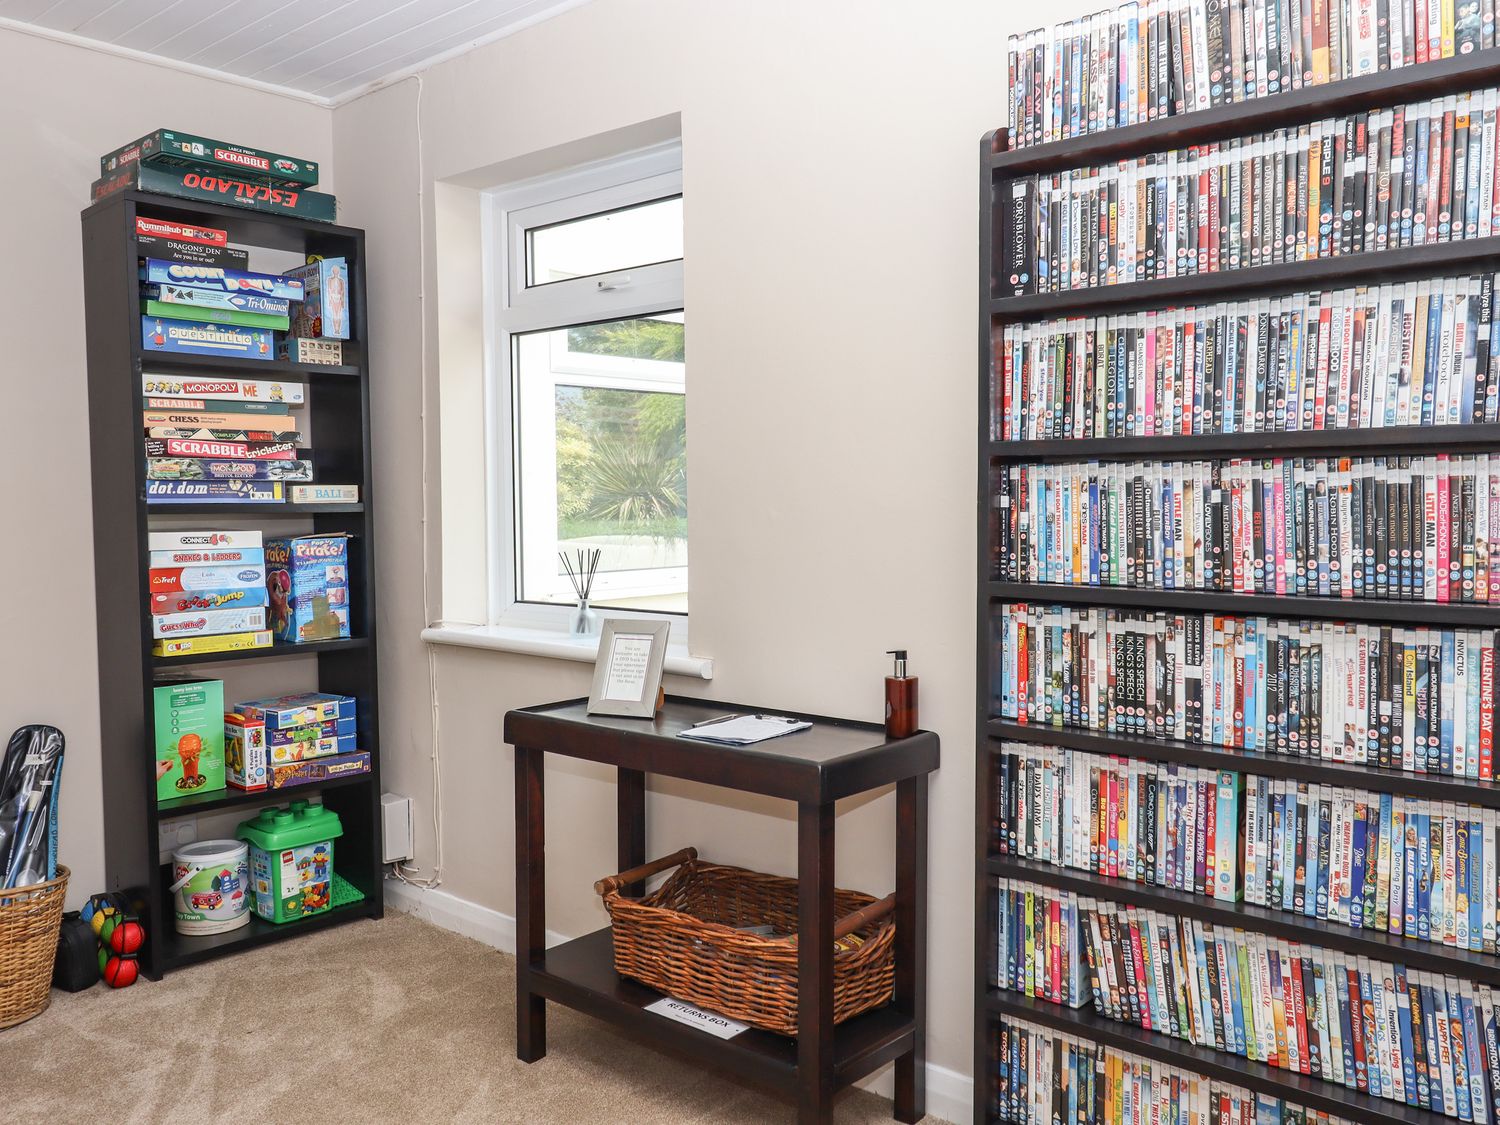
[984,991,1448,1124]
[990,49,1500,177]
[153,771,370,819]
[152,636,369,670]
[158,897,378,971]
[987,422,1500,461]
[985,580,1500,627]
[145,501,363,517]
[137,349,362,380]
[88,187,364,250]
[987,855,1500,987]
[990,235,1500,321]
[526,926,917,1095]
[986,720,1500,808]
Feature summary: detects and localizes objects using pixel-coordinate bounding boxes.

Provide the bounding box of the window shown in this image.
[490,146,687,620]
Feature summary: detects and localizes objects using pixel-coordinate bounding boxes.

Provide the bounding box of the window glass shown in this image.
[525,196,683,286]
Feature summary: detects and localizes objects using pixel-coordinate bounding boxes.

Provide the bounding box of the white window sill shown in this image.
[420,622,713,680]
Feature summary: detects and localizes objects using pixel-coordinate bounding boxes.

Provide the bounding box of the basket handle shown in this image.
[594,846,698,897]
[832,893,896,941]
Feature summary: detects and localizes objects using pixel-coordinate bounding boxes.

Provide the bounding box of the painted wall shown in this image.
[0,26,334,907]
[330,0,1103,1101]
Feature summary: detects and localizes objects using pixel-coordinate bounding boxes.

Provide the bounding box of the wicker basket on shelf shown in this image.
[593,847,894,1036]
[0,866,69,1029]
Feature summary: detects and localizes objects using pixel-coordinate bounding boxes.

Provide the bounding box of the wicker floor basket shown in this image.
[0,866,69,1030]
[594,848,894,1036]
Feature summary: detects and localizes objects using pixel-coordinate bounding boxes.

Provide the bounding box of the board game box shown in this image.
[150,563,267,594]
[136,217,230,248]
[234,692,355,730]
[290,484,359,504]
[142,299,285,330]
[147,427,300,444]
[285,257,350,339]
[143,260,305,300]
[142,315,273,361]
[146,438,297,460]
[225,712,269,791]
[143,398,290,415]
[102,129,321,188]
[151,605,267,640]
[146,457,313,482]
[152,678,225,801]
[268,751,370,791]
[143,283,289,317]
[151,586,270,615]
[148,529,262,551]
[142,376,304,405]
[154,631,272,659]
[135,216,248,268]
[265,534,351,643]
[278,337,343,365]
[268,733,357,766]
[92,163,336,223]
[148,546,264,568]
[145,480,285,504]
[264,716,356,746]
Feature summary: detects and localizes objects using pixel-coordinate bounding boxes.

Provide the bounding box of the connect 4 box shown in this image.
[265,534,350,643]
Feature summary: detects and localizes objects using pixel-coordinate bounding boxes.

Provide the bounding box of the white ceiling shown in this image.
[0,0,591,104]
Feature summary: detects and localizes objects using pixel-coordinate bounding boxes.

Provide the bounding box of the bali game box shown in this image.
[102,129,321,188]
[93,163,336,224]
[265,534,351,643]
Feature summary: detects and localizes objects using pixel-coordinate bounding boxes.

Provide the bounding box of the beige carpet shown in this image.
[0,911,947,1124]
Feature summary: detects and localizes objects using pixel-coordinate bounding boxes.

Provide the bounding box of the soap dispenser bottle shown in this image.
[885,650,918,738]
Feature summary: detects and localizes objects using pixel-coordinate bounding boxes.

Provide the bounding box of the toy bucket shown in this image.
[170,840,250,935]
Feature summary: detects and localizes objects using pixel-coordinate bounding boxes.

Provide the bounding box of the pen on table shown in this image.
[689,714,738,728]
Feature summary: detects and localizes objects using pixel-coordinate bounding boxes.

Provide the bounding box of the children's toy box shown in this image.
[237,802,342,923]
[225,712,268,791]
[153,679,225,801]
[233,691,355,731]
[265,533,351,643]
[285,257,350,340]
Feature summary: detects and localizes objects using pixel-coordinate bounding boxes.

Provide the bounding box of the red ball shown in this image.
[109,920,145,955]
[103,955,138,988]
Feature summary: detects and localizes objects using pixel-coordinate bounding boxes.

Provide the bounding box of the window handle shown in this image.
[596,274,632,291]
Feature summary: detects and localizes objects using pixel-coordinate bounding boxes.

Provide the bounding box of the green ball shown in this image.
[99,916,118,946]
[97,947,109,975]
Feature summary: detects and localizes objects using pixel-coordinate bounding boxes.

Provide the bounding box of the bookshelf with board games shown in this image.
[979,6,1500,1125]
[81,188,383,979]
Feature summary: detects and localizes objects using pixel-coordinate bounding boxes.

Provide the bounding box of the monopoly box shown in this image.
[152,678,225,802]
[267,751,370,791]
[142,315,273,361]
[234,692,355,731]
[151,586,270,615]
[225,712,269,791]
[146,458,313,482]
[285,257,350,339]
[93,164,336,223]
[150,563,266,594]
[146,438,297,460]
[265,534,351,643]
[144,260,305,301]
[102,129,321,188]
[142,376,304,405]
[153,631,272,659]
[143,283,290,318]
[145,480,285,504]
[151,605,267,640]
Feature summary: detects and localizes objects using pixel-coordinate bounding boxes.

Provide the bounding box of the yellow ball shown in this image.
[90,911,107,936]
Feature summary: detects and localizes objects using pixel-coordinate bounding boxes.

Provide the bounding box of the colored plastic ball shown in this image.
[98,947,109,975]
[102,956,138,988]
[89,910,107,937]
[109,920,144,955]
[99,916,118,945]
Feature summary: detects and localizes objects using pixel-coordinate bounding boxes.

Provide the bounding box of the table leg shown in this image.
[617,767,647,895]
[797,800,835,1125]
[515,745,546,1062]
[894,775,929,1123]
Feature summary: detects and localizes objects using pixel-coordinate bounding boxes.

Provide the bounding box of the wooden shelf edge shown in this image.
[985,991,1452,1123]
[987,422,1500,460]
[985,580,1500,626]
[985,720,1500,807]
[151,635,370,670]
[986,855,1500,986]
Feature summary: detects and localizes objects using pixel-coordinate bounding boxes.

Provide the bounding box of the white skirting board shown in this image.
[383,877,973,1123]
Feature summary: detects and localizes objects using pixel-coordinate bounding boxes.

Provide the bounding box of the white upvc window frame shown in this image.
[482,142,687,641]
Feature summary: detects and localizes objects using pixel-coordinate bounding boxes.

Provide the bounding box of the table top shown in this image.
[504,695,940,803]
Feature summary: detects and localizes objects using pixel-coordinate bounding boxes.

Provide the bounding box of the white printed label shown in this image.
[644,997,750,1039]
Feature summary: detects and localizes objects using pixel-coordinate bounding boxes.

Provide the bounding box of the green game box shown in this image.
[93,163,336,223]
[142,299,289,330]
[102,129,319,188]
[152,678,226,802]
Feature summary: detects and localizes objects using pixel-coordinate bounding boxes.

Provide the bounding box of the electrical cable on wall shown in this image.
[389,71,444,890]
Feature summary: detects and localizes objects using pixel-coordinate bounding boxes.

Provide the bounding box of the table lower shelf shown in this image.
[526,926,915,1097]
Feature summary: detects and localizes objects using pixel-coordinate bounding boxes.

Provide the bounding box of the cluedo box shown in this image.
[265,534,352,643]
[153,679,225,802]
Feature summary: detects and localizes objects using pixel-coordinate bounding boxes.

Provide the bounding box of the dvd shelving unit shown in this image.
[82,190,383,979]
[975,48,1500,1125]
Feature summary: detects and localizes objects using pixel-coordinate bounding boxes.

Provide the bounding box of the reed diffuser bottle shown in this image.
[560,549,602,635]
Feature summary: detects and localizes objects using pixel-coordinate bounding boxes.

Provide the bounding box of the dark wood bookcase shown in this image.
[975,46,1500,1125]
[82,189,383,978]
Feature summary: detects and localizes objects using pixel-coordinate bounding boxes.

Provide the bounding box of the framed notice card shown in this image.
[587,619,671,718]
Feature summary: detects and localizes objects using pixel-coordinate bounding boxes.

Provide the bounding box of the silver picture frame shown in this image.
[587,618,672,717]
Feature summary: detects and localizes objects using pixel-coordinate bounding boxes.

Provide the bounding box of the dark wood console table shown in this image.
[504,695,940,1124]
